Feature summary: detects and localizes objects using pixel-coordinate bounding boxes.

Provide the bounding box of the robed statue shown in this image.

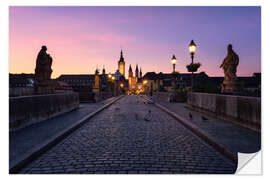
[220,44,239,93]
[34,46,54,94]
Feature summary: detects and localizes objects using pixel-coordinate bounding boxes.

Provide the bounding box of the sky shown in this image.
[9,6,261,78]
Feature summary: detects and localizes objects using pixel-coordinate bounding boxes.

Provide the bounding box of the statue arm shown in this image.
[220,60,225,68]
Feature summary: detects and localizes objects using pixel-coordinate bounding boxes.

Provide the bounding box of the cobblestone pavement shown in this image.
[10,97,116,164]
[150,96,261,155]
[20,95,236,174]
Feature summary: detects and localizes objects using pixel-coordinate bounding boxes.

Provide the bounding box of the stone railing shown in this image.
[9,87,34,97]
[187,92,261,131]
[94,92,114,102]
[9,92,79,131]
[153,92,173,102]
[153,91,187,102]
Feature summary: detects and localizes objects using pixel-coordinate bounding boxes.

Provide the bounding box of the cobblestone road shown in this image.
[20,95,236,174]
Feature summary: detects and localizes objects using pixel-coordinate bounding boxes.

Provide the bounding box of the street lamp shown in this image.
[143,80,148,95]
[108,73,112,79]
[188,40,197,92]
[171,54,177,73]
[189,40,197,61]
[143,80,148,85]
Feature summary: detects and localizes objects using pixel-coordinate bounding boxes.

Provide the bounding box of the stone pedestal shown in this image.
[221,80,238,94]
[35,80,55,94]
[93,88,100,102]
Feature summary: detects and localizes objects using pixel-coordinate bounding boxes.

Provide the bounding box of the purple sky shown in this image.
[9,6,261,78]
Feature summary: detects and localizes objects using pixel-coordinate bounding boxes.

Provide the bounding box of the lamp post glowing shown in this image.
[171,54,177,73]
[189,40,197,62]
[143,80,148,95]
[188,40,197,92]
[108,73,112,79]
[143,80,148,85]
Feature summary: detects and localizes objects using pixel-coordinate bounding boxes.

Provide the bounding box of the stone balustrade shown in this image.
[187,92,261,131]
[9,92,79,131]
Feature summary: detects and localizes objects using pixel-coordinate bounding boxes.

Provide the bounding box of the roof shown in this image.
[143,72,158,80]
[143,71,209,80]
[58,74,94,80]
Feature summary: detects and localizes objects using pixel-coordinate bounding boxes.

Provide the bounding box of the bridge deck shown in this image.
[19,95,236,174]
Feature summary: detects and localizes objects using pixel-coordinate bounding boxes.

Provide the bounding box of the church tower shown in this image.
[118,50,125,78]
[139,67,142,78]
[135,64,139,78]
[128,64,133,78]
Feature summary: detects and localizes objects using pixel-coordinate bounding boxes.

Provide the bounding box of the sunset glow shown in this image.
[9,6,261,78]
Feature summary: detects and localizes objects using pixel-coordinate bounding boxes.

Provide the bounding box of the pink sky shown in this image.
[9,7,261,78]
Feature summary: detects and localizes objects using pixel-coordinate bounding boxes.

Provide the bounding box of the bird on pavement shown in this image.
[201,116,208,121]
[189,113,193,120]
[144,110,151,121]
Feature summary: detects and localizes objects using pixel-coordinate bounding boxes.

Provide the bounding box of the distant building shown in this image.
[118,50,125,78]
[128,64,143,93]
[57,74,94,92]
[142,72,261,96]
[9,73,35,96]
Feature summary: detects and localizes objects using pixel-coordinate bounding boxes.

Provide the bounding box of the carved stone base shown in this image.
[35,80,55,94]
[221,81,238,94]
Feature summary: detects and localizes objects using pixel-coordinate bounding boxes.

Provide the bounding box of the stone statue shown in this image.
[34,46,54,94]
[220,44,239,93]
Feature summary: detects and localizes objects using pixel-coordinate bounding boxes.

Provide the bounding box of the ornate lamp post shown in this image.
[143,80,148,95]
[107,73,113,93]
[171,55,177,92]
[171,54,177,73]
[188,40,197,92]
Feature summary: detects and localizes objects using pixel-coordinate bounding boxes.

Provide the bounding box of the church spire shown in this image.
[135,64,139,78]
[128,64,133,78]
[140,67,142,78]
[119,50,124,62]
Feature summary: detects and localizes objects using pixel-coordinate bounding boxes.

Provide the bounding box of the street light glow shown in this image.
[189,40,197,54]
[171,54,177,65]
[108,73,112,78]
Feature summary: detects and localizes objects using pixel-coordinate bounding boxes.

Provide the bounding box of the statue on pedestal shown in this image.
[34,46,55,94]
[93,68,100,93]
[220,44,239,93]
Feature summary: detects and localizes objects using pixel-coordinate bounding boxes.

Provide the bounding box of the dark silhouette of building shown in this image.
[142,71,261,96]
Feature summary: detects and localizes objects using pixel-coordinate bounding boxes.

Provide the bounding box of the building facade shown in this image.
[118,50,125,78]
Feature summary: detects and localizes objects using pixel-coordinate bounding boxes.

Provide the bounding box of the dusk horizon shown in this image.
[8,5,261,175]
[9,6,261,78]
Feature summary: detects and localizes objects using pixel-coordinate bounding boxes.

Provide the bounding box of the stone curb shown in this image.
[142,96,237,164]
[9,95,125,174]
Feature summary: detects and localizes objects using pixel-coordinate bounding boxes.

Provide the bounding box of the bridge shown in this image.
[10,95,261,174]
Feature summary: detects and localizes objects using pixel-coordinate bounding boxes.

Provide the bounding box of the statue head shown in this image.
[227,44,233,52]
[41,46,47,51]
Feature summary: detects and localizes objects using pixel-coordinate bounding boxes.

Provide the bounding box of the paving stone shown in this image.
[19,95,236,174]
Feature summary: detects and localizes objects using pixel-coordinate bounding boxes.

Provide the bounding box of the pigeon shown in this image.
[144,110,151,121]
[189,113,193,120]
[201,116,208,121]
